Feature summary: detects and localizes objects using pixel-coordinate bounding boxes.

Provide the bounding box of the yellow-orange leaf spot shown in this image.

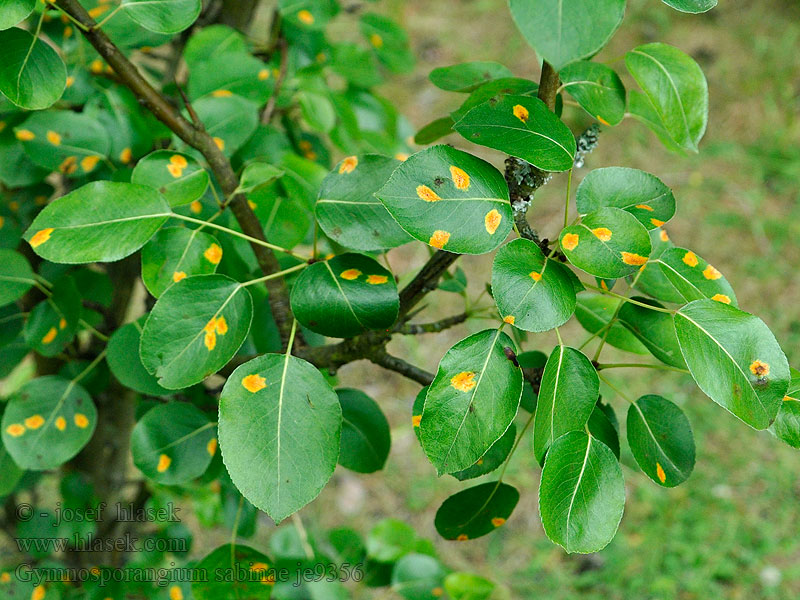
[242,374,267,393]
[74,413,89,428]
[592,227,612,242]
[600,280,609,291]
[42,327,58,344]
[55,417,67,431]
[9,200,19,211]
[248,200,257,210]
[299,140,312,151]
[167,163,183,178]
[173,271,187,283]
[156,454,171,473]
[529,271,542,282]
[596,114,610,126]
[46,130,62,145]
[703,265,722,280]
[370,33,383,48]
[59,318,67,329]
[485,209,502,234]
[749,360,770,377]
[432,587,444,598]
[621,252,648,266]
[503,315,515,325]
[169,585,184,600]
[682,251,698,267]
[513,104,529,122]
[394,152,409,161]
[450,165,470,190]
[90,59,104,74]
[450,371,476,392]
[340,269,361,281]
[120,147,132,164]
[190,200,202,214]
[258,69,270,81]
[339,156,358,174]
[297,9,314,24]
[65,75,75,88]
[25,415,45,430]
[636,204,654,212]
[6,424,25,437]
[81,155,100,172]
[650,218,665,227]
[476,458,484,465]
[561,233,579,251]
[711,293,731,304]
[456,534,469,541]
[204,243,223,265]
[491,517,506,527]
[785,396,797,402]
[412,415,421,427]
[32,585,46,600]
[88,4,110,18]
[59,155,78,174]
[659,229,670,242]
[213,137,225,151]
[207,438,217,456]
[214,315,228,335]
[429,230,450,249]
[0,572,9,583]
[656,462,666,484]
[212,89,233,97]
[416,185,440,202]
[169,154,188,168]
[366,274,388,285]
[15,129,35,141]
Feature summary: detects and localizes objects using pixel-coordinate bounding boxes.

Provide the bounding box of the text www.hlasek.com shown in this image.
[15,533,187,554]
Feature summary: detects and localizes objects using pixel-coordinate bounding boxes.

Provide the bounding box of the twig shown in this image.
[369,352,435,386]
[396,313,468,335]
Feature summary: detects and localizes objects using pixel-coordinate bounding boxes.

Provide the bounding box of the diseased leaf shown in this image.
[192,544,275,599]
[434,481,519,541]
[132,150,209,208]
[188,53,274,103]
[23,276,81,358]
[219,354,342,523]
[451,424,516,481]
[0,28,66,110]
[187,95,259,156]
[141,227,222,298]
[674,299,790,429]
[429,61,513,93]
[559,62,626,126]
[450,77,538,123]
[420,329,522,475]
[770,369,800,448]
[391,554,447,600]
[539,431,625,553]
[376,145,513,254]
[652,246,738,306]
[360,13,414,74]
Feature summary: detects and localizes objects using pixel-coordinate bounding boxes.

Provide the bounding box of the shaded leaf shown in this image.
[451,424,516,481]
[618,297,686,368]
[106,319,171,397]
[0,28,66,110]
[337,388,391,474]
[770,369,800,448]
[131,150,209,208]
[653,246,738,306]
[24,276,81,357]
[575,293,649,354]
[0,249,34,308]
[122,0,201,34]
[559,61,626,126]
[434,481,519,540]
[141,227,222,298]
[192,544,275,599]
[429,61,513,93]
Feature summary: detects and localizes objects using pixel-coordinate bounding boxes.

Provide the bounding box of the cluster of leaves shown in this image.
[1,0,798,598]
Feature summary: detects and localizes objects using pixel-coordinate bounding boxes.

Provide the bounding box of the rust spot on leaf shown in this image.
[450,371,477,392]
[682,251,698,267]
[562,233,579,251]
[429,230,450,249]
[339,156,358,174]
[449,166,470,190]
[485,209,502,234]
[242,374,267,393]
[157,454,171,473]
[416,185,441,202]
[621,252,647,266]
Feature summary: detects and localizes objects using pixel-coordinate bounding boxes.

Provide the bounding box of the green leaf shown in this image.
[575,293,649,354]
[24,181,170,264]
[315,154,411,251]
[429,61,514,93]
[412,385,427,439]
[219,354,341,523]
[491,238,576,332]
[450,77,538,123]
[131,402,216,484]
[661,0,717,14]
[0,0,35,30]
[15,110,110,176]
[627,394,695,487]
[2,376,97,470]
[106,319,172,397]
[0,28,66,110]
[290,253,399,338]
[279,0,338,29]
[632,227,684,303]
[770,370,800,448]
[451,423,516,481]
[454,95,575,172]
[0,425,23,496]
[651,246,738,306]
[559,62,626,126]
[625,43,708,152]
[617,297,687,369]
[376,145,513,254]
[131,150,209,208]
[188,95,259,156]
[534,346,600,465]
[24,276,81,357]
[414,116,454,145]
[360,13,414,74]
[237,161,284,196]
[298,90,336,133]
[434,481,519,540]
[560,207,652,278]
[0,249,34,308]
[141,227,222,298]
[367,519,418,563]
[575,167,675,230]
[391,554,447,600]
[588,405,620,459]
[183,25,247,69]
[420,329,522,474]
[539,431,625,553]
[192,544,275,599]
[337,388,391,474]
[140,275,253,389]
[674,299,790,429]
[509,0,625,71]
[627,90,686,154]
[188,53,274,104]
[121,0,201,34]
[444,572,497,600]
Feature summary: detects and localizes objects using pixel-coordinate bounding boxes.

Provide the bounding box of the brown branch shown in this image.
[54,0,297,344]
[537,61,560,111]
[260,36,288,124]
[396,312,468,335]
[369,351,434,386]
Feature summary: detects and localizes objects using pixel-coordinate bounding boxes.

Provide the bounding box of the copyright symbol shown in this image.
[15,503,33,522]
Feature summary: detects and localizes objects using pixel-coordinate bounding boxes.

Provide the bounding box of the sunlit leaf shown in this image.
[121,0,202,34]
[429,61,513,93]
[141,227,222,298]
[559,61,626,126]
[0,28,66,110]
[132,150,209,208]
